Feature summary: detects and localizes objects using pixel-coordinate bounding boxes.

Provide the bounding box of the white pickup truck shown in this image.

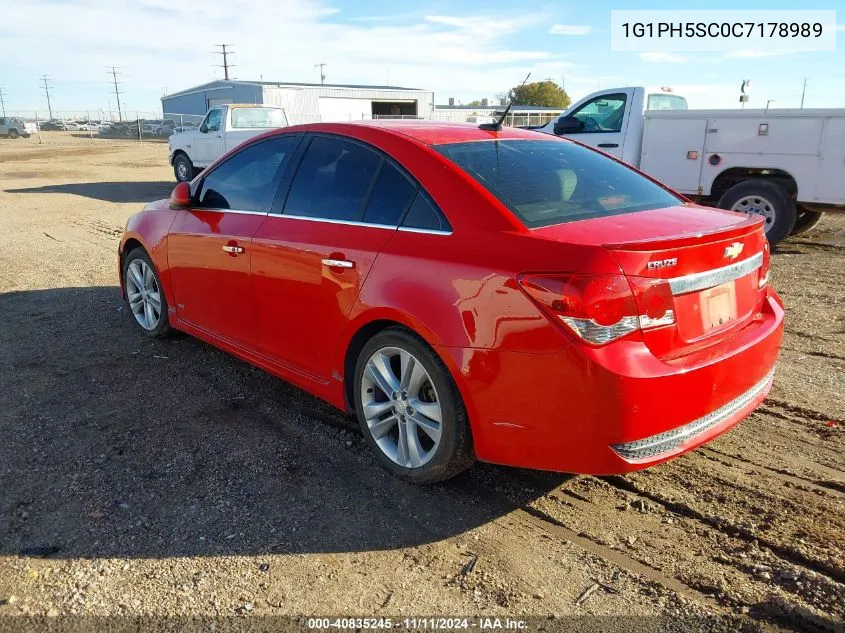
[168,104,289,182]
[538,87,845,244]
[0,117,38,138]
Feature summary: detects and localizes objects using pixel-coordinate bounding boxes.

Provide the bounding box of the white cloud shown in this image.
[639,52,686,63]
[549,24,591,36]
[723,50,791,59]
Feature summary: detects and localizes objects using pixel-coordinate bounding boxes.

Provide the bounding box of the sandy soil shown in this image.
[0,132,842,632]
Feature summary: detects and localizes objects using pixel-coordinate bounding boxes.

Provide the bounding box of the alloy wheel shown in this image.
[360,347,442,469]
[125,259,162,331]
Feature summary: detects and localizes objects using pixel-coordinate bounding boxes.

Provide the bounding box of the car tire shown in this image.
[718,180,796,246]
[353,327,475,484]
[8,129,18,139]
[790,205,824,236]
[173,154,195,183]
[122,247,171,338]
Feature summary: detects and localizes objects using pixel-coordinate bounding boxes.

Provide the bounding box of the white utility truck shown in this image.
[538,87,845,245]
[168,104,289,182]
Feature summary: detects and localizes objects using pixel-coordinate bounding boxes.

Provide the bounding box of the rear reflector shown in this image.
[518,273,675,345]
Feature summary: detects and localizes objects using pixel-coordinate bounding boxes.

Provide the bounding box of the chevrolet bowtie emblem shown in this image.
[724,242,744,259]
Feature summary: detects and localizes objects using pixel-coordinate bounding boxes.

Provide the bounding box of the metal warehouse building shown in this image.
[160,80,435,124]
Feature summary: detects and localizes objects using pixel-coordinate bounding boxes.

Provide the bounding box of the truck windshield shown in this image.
[646,94,688,110]
[435,139,680,228]
[230,108,288,129]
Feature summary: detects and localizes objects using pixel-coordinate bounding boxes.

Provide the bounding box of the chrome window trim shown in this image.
[668,252,763,296]
[398,226,453,236]
[611,368,775,461]
[280,214,398,230]
[190,207,268,216]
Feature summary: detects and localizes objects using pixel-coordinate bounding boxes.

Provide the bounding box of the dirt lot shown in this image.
[0,132,843,632]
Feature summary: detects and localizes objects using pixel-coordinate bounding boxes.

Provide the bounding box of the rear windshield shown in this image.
[647,94,688,110]
[435,139,680,228]
[230,107,288,129]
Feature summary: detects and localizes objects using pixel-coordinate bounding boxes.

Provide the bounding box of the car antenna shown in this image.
[479,72,531,132]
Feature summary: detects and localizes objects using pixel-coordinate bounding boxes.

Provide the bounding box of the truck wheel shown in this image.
[8,129,18,139]
[173,154,194,183]
[790,206,824,235]
[718,180,796,246]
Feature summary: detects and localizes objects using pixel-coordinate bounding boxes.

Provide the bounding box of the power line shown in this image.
[314,62,327,85]
[214,44,235,80]
[0,86,7,117]
[40,75,54,120]
[107,66,124,121]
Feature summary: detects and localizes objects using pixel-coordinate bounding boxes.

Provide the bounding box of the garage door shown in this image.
[318,97,372,122]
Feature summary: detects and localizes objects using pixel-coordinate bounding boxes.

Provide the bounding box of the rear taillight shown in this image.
[518,273,675,345]
[759,240,770,288]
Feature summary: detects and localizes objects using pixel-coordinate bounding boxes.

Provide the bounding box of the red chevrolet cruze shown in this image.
[119,121,783,483]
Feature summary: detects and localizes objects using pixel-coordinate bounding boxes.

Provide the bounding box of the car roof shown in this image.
[279,120,553,146]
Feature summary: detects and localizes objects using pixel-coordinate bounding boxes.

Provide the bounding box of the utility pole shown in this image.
[0,86,6,117]
[40,75,54,121]
[314,62,327,85]
[800,77,807,109]
[214,44,235,80]
[107,66,124,121]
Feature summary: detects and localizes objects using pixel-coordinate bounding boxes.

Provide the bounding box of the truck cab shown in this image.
[539,87,687,165]
[168,104,289,182]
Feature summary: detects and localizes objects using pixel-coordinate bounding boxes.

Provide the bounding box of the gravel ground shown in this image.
[0,132,842,632]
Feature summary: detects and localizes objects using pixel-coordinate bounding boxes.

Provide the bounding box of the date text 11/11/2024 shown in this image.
[306,618,528,630]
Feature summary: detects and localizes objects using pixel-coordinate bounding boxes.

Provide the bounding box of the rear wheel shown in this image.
[718,180,796,246]
[122,248,171,338]
[790,205,824,235]
[8,129,18,139]
[173,154,195,183]
[353,328,474,484]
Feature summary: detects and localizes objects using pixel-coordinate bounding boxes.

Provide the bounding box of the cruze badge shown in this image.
[647,257,677,270]
[724,242,744,259]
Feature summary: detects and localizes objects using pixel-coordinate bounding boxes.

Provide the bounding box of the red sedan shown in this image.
[119,121,783,483]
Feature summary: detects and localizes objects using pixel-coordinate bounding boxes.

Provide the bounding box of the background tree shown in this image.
[506,81,570,108]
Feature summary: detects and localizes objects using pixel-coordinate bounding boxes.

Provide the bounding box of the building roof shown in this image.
[162,79,428,100]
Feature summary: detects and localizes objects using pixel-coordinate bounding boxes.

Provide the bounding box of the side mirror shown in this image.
[553,116,583,135]
[170,181,191,209]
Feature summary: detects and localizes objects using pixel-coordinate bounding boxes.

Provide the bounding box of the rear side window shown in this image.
[435,139,680,228]
[362,162,418,226]
[402,192,451,232]
[197,136,299,211]
[284,136,381,221]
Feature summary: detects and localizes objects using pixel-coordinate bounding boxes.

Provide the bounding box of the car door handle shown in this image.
[322,258,355,269]
[597,143,619,148]
[222,245,245,254]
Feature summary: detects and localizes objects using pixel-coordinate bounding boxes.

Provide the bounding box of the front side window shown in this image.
[197,136,299,211]
[202,108,222,133]
[231,107,288,129]
[284,136,381,221]
[435,139,680,228]
[567,93,627,133]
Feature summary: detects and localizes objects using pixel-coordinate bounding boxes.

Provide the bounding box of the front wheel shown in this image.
[173,154,195,183]
[122,248,171,338]
[718,180,796,246]
[353,328,474,484]
[8,129,18,139]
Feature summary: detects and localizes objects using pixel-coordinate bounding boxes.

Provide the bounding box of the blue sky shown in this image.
[0,0,842,117]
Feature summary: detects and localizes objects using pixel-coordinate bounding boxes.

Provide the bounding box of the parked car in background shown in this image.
[120,121,783,484]
[538,86,845,244]
[63,121,80,131]
[168,104,289,181]
[0,117,38,138]
[38,121,66,131]
[76,122,90,131]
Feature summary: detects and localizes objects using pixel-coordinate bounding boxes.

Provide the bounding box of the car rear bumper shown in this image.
[441,289,784,474]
